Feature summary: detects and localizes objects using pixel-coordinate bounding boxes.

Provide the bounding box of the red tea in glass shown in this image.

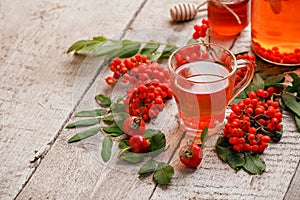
[251,0,300,65]
[173,61,233,131]
[168,43,254,134]
[208,0,250,37]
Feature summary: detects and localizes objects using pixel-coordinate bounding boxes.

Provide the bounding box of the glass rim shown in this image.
[168,42,237,84]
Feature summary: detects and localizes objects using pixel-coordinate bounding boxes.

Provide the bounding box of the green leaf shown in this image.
[138,159,157,176]
[147,51,163,62]
[101,136,113,162]
[144,129,162,139]
[186,38,199,45]
[94,43,123,57]
[67,127,100,143]
[93,36,107,42]
[285,72,300,94]
[227,152,245,170]
[95,94,112,107]
[264,74,285,85]
[216,136,230,147]
[271,129,283,142]
[102,122,124,136]
[74,109,107,117]
[201,126,209,144]
[76,43,102,54]
[243,153,266,175]
[120,152,143,163]
[295,115,300,132]
[118,139,130,150]
[103,114,114,124]
[161,44,178,58]
[108,40,140,59]
[252,73,265,90]
[140,40,160,56]
[264,82,284,88]
[111,112,130,129]
[110,103,127,113]
[215,137,231,162]
[216,145,231,162]
[153,162,174,185]
[289,72,300,82]
[65,118,101,129]
[282,93,300,118]
[231,90,248,105]
[67,40,100,53]
[149,132,166,156]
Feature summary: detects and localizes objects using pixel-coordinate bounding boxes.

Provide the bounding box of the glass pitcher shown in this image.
[251,0,300,66]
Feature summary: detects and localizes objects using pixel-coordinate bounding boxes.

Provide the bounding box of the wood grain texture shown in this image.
[0,0,146,199]
[284,160,300,200]
[2,0,299,199]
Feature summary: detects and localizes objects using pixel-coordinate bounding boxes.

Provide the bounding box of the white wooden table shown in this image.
[1,0,300,199]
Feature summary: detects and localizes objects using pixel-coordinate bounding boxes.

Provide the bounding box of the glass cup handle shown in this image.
[229,59,255,103]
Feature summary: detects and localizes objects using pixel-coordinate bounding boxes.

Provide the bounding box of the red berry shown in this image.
[179,142,203,168]
[237,101,246,110]
[229,137,239,145]
[248,91,257,99]
[194,24,201,32]
[243,98,251,105]
[248,134,255,141]
[123,116,146,138]
[267,123,276,131]
[262,135,271,143]
[129,135,149,153]
[271,117,279,125]
[251,145,259,152]
[255,107,264,115]
[249,127,257,135]
[243,143,251,152]
[245,107,254,115]
[262,91,269,99]
[256,89,264,97]
[105,77,115,85]
[233,144,243,152]
[138,84,147,93]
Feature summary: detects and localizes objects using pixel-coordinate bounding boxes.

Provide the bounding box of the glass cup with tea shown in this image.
[168,43,254,135]
[207,0,250,37]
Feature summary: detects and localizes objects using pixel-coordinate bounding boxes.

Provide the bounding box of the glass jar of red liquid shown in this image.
[207,0,250,37]
[251,0,300,65]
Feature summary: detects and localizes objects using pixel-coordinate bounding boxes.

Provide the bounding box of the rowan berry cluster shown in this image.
[105,54,151,85]
[235,53,257,85]
[105,54,171,87]
[124,80,173,121]
[105,54,173,122]
[192,19,210,40]
[121,61,170,86]
[224,87,283,154]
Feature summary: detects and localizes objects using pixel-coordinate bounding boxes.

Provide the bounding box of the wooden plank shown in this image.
[284,161,300,200]
[0,0,146,199]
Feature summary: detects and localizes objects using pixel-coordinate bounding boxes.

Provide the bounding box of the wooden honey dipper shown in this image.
[170,1,241,23]
[170,2,207,22]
